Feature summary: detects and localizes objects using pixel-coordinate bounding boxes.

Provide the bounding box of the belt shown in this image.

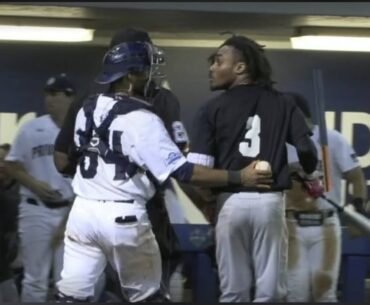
[286,209,335,219]
[97,199,134,204]
[26,198,70,209]
[286,209,335,226]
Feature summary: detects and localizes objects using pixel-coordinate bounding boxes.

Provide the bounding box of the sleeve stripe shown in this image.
[187,152,214,168]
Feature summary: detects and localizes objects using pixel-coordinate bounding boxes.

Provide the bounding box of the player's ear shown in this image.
[235,62,247,75]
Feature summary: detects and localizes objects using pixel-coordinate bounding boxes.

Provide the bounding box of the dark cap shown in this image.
[44,73,76,95]
[109,27,152,48]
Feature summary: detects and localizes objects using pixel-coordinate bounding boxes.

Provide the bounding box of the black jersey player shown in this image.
[188,35,319,302]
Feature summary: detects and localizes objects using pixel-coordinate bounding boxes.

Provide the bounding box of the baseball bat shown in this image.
[312,69,370,235]
[313,69,332,192]
[321,194,370,236]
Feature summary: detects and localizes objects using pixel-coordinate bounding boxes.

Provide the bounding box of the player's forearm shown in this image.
[5,161,40,193]
[345,167,367,201]
[295,135,318,174]
[171,162,229,187]
[190,164,230,187]
[170,161,272,188]
[53,151,77,177]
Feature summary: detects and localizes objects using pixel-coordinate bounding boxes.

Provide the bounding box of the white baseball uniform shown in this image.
[56,94,187,302]
[286,125,361,302]
[5,114,74,302]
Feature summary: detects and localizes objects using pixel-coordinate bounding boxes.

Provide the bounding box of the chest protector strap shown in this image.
[77,94,152,179]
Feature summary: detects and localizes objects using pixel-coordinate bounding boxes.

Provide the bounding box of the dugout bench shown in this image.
[173,224,370,303]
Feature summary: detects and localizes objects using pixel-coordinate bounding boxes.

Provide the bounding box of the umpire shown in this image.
[53,27,189,300]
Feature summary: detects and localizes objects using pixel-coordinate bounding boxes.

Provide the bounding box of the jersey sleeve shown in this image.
[5,124,29,163]
[122,110,187,184]
[152,88,189,148]
[73,108,87,149]
[287,103,312,146]
[330,129,361,173]
[286,143,300,164]
[55,97,84,154]
[187,103,216,167]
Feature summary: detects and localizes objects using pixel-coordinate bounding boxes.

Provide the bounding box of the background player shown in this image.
[55,40,273,303]
[187,35,319,302]
[4,74,75,302]
[285,92,368,302]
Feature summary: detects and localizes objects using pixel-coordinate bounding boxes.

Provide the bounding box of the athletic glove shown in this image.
[292,171,324,199]
[351,198,367,215]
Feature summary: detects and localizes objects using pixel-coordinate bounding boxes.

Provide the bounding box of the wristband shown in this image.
[228,170,241,186]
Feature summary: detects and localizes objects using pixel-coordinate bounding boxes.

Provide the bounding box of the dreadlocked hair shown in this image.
[221,35,274,89]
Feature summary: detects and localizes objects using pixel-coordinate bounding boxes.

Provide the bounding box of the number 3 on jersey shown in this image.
[239,115,261,157]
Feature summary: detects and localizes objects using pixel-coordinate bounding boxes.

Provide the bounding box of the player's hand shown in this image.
[241,161,273,189]
[31,180,63,202]
[293,171,324,199]
[202,204,217,226]
[301,180,324,199]
[197,187,216,203]
[350,198,367,215]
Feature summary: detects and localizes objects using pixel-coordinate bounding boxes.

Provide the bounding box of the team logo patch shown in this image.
[46,77,56,85]
[165,152,182,166]
[189,227,214,249]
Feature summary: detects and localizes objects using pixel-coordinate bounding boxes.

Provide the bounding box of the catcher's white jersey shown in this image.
[72,94,187,204]
[287,125,361,208]
[5,114,74,201]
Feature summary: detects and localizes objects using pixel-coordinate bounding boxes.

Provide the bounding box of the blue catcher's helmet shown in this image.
[95,41,165,85]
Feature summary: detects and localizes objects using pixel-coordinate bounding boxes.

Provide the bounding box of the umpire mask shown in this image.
[95,41,166,98]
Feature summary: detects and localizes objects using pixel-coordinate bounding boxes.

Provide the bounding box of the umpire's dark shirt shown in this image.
[0,180,19,234]
[190,84,312,192]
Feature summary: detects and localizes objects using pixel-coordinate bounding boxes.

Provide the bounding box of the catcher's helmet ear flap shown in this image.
[95,42,152,85]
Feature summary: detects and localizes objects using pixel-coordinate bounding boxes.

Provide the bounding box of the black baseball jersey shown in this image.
[189,84,312,192]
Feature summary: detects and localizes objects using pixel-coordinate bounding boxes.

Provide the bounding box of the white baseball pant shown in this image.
[56,196,162,302]
[18,200,68,302]
[216,192,287,302]
[286,213,341,302]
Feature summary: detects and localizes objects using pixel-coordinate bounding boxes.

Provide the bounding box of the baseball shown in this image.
[255,160,271,171]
